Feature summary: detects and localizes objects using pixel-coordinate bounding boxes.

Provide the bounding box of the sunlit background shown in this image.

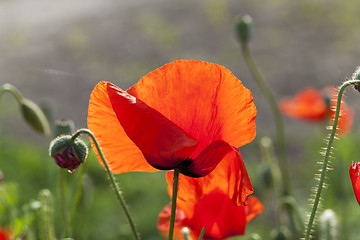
[1,0,360,239]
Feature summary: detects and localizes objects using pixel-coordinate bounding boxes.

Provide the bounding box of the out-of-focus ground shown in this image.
[1,0,360,143]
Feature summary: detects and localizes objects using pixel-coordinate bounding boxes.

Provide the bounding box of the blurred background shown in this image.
[1,0,360,239]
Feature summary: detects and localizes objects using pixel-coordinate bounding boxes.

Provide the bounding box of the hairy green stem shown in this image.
[168,169,180,240]
[71,128,140,240]
[60,169,72,238]
[70,163,86,225]
[199,227,206,240]
[304,80,360,240]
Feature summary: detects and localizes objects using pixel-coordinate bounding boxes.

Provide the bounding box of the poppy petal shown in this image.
[188,190,263,240]
[349,161,360,205]
[181,140,236,177]
[166,147,253,218]
[88,81,154,173]
[158,192,263,240]
[107,82,199,170]
[127,60,256,157]
[279,88,327,121]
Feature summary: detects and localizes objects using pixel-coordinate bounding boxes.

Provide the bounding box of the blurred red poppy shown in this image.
[88,60,256,181]
[279,87,353,134]
[158,151,263,239]
[350,161,360,205]
[0,228,11,240]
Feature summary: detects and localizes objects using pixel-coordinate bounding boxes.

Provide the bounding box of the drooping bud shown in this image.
[49,135,88,173]
[53,120,76,138]
[320,209,338,240]
[234,15,253,45]
[352,66,360,92]
[20,98,51,136]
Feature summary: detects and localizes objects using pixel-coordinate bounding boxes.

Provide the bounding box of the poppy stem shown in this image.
[168,168,180,240]
[304,79,360,240]
[70,162,87,226]
[240,43,299,234]
[240,43,291,198]
[0,83,24,103]
[71,128,140,240]
[59,168,72,238]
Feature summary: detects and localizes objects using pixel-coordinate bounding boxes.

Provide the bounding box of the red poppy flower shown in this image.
[279,87,353,134]
[158,151,263,239]
[350,161,360,205]
[0,228,11,240]
[88,60,256,178]
[279,88,327,121]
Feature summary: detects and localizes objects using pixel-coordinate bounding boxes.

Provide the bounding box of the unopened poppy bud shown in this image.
[20,98,51,136]
[320,209,338,240]
[49,135,88,173]
[247,233,262,240]
[258,162,274,188]
[352,67,360,92]
[53,120,76,138]
[234,15,253,45]
[270,226,291,240]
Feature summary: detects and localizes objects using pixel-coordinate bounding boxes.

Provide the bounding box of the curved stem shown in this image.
[70,162,87,225]
[0,84,24,103]
[304,80,360,240]
[241,44,290,197]
[168,169,180,240]
[71,128,140,240]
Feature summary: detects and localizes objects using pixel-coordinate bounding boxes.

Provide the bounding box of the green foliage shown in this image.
[0,137,169,239]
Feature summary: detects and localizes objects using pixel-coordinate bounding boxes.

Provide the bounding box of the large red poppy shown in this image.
[158,151,263,239]
[350,161,360,205]
[88,60,256,180]
[279,87,353,134]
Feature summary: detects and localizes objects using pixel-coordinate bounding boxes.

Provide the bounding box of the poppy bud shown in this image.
[320,209,338,240]
[352,67,360,92]
[270,226,291,240]
[53,120,76,138]
[258,137,279,189]
[20,98,51,136]
[234,15,253,45]
[49,135,88,173]
[258,162,274,189]
[247,233,262,240]
[349,161,360,205]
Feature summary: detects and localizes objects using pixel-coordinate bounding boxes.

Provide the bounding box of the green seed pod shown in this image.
[49,135,88,172]
[53,120,76,138]
[20,98,51,136]
[234,15,253,45]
